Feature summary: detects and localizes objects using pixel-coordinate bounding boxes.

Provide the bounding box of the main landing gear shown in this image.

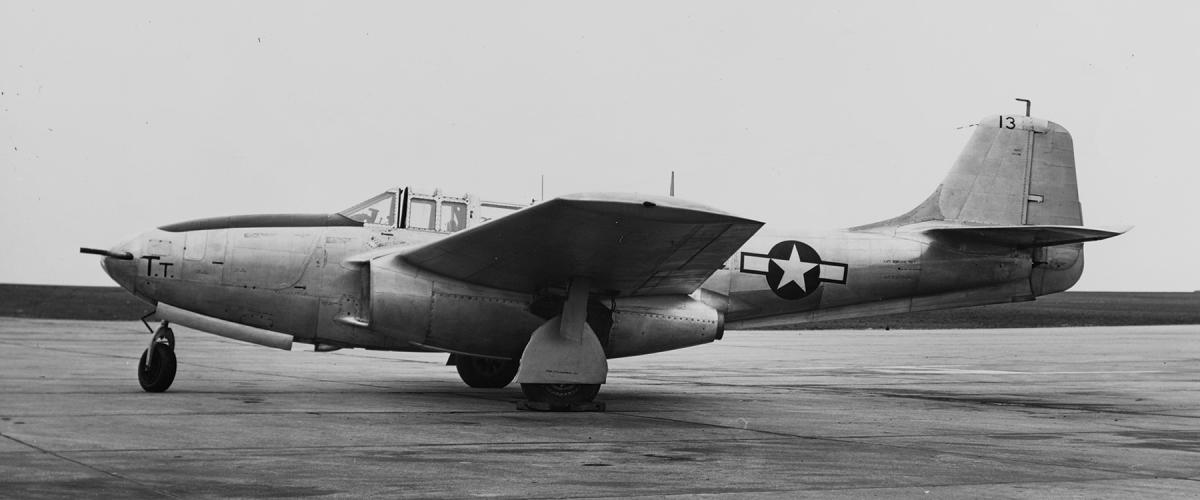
[520,383,601,406]
[453,355,519,388]
[139,321,177,392]
[514,278,607,411]
[451,355,602,409]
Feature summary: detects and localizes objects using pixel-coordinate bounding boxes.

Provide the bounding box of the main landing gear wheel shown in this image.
[138,343,176,392]
[520,383,601,405]
[456,356,519,388]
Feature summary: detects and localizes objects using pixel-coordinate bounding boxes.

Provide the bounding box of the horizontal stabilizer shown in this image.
[923,224,1130,248]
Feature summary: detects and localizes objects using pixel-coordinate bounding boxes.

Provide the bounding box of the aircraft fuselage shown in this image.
[101,220,1079,360]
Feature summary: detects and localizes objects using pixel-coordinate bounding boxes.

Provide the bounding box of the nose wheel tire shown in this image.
[138,344,176,392]
[520,383,600,405]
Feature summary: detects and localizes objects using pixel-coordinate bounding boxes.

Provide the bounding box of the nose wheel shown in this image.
[139,322,177,392]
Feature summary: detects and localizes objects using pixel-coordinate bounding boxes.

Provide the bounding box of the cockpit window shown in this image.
[441,201,467,232]
[339,192,397,226]
[408,198,437,231]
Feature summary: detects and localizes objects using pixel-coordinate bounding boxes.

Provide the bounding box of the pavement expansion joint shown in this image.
[2,432,180,498]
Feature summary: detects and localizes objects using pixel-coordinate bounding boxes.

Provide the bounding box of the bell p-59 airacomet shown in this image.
[81,111,1127,408]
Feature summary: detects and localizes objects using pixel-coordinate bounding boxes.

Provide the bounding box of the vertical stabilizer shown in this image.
[868,115,1082,228]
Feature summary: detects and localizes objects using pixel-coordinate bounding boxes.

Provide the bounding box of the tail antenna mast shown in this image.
[1015,98,1032,117]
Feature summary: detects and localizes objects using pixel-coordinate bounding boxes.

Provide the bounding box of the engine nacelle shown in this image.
[368,258,542,356]
[363,256,723,359]
[606,295,722,358]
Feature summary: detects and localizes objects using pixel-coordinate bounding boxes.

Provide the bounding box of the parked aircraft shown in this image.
[82,112,1126,408]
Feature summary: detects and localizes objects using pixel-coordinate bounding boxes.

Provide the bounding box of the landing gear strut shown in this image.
[139,321,177,392]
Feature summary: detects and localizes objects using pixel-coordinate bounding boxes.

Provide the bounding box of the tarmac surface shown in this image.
[1,318,1198,499]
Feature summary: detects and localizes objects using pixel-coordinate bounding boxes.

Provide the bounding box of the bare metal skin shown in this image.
[85,113,1126,405]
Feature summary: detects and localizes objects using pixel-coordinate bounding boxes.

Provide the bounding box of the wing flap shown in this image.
[924,224,1131,247]
[400,193,763,295]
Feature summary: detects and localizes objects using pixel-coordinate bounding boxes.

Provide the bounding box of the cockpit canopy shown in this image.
[340,192,396,226]
[338,188,528,234]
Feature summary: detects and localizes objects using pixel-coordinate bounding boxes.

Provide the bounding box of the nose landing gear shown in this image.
[139,321,177,392]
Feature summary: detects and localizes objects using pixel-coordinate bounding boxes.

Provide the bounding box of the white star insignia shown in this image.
[772,244,818,291]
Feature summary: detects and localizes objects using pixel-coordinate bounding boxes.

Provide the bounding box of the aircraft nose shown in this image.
[101,238,139,293]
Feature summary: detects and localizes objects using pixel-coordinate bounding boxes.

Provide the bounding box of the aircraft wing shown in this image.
[398,193,763,296]
[923,224,1131,247]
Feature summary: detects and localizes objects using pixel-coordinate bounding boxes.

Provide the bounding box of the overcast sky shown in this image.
[2,2,1197,291]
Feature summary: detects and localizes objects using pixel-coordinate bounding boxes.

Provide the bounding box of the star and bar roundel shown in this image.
[740,240,848,300]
